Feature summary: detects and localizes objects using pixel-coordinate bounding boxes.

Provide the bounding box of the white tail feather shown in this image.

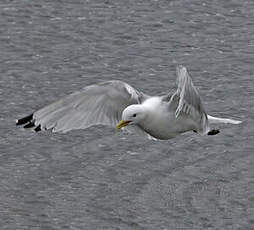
[208,115,242,124]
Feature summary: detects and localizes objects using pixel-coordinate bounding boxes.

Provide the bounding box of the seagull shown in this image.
[16,65,242,140]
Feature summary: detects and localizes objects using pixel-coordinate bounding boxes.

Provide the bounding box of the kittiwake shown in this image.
[16,65,242,140]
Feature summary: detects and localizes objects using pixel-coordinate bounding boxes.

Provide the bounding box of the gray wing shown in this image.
[168,65,210,134]
[17,80,147,133]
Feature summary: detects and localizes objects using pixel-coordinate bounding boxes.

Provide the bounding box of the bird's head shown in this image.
[116,104,146,130]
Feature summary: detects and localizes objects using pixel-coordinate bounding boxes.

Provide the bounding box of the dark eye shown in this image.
[133,113,137,117]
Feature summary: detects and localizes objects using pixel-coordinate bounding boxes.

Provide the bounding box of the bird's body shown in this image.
[131,97,194,139]
[16,66,242,140]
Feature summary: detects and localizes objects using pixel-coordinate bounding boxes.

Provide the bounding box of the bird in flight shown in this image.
[16,65,242,140]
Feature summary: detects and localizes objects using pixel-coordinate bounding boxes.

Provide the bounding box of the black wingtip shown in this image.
[24,121,35,128]
[16,113,42,132]
[34,125,41,132]
[16,113,34,125]
[207,129,220,135]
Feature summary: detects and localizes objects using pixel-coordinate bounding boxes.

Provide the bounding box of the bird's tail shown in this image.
[207,115,242,124]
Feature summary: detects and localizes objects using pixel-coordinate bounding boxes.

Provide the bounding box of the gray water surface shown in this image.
[1,0,254,229]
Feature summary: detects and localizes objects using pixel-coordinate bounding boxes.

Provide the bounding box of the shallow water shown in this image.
[0,0,254,229]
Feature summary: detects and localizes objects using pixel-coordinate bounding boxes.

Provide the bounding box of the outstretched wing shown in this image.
[169,65,209,134]
[16,80,146,133]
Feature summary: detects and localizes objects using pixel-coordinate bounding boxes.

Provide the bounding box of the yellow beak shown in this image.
[116,120,131,130]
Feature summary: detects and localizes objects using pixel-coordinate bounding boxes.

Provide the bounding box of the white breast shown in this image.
[139,97,196,139]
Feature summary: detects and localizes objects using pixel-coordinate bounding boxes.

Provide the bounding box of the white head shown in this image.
[116,104,147,129]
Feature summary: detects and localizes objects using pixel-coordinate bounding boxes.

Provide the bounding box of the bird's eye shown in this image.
[133,113,137,117]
